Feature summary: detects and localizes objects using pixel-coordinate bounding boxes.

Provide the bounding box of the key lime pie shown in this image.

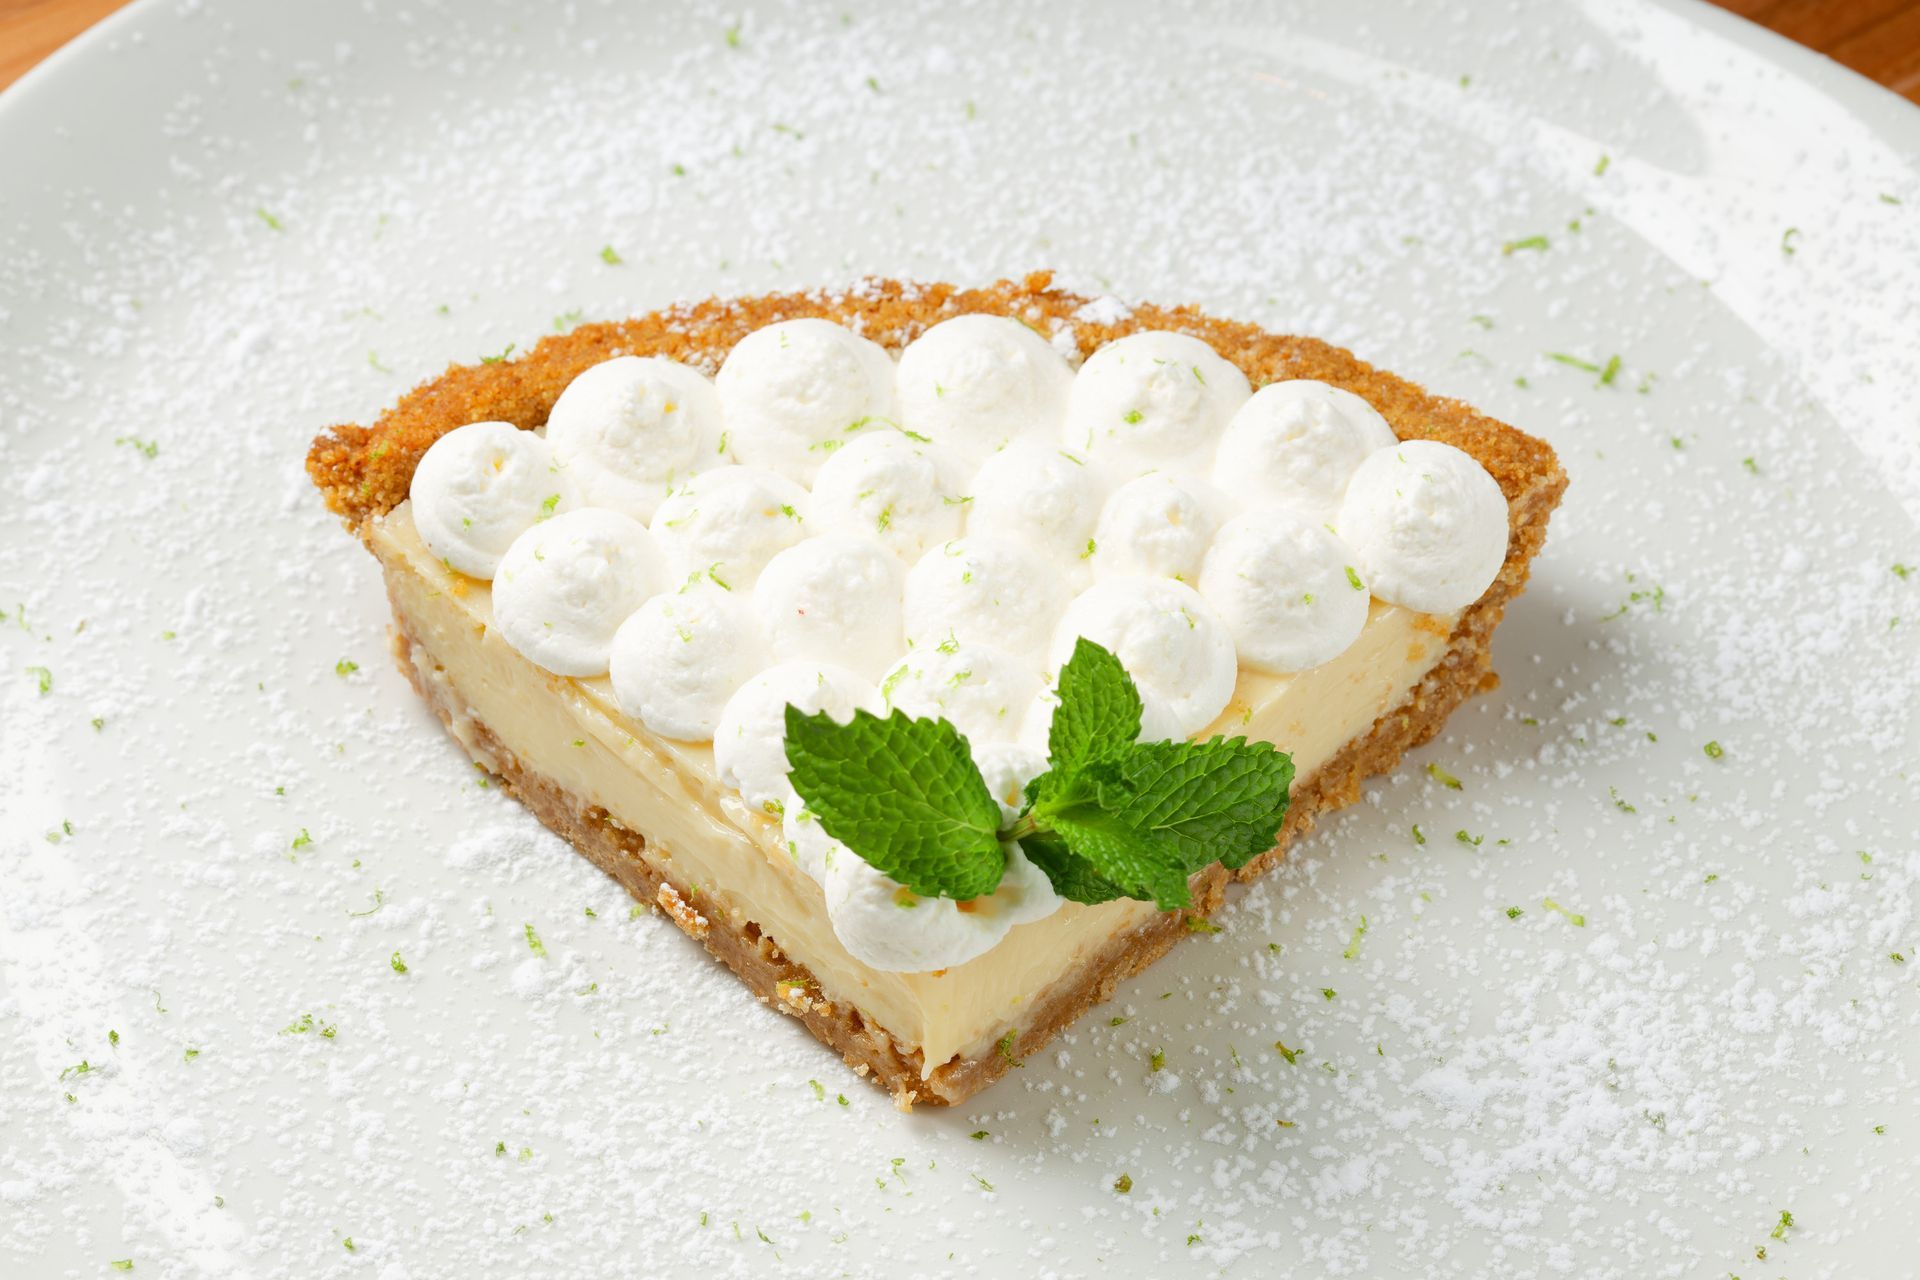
[307,273,1565,1107]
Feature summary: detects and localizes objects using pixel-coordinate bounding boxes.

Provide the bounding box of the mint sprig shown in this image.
[785,639,1295,911]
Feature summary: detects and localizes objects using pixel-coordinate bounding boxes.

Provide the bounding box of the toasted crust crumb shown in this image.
[656,883,709,940]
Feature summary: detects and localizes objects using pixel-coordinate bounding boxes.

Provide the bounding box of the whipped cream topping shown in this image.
[409,421,569,579]
[964,440,1103,572]
[879,641,1041,747]
[823,838,1062,973]
[714,318,896,485]
[420,318,1512,973]
[491,508,669,677]
[808,431,965,562]
[753,533,905,681]
[647,464,811,589]
[712,660,879,812]
[545,355,726,522]
[902,535,1069,665]
[895,314,1073,463]
[1047,576,1238,742]
[607,581,770,741]
[1338,439,1509,613]
[1089,472,1226,583]
[1062,331,1251,478]
[1198,509,1371,674]
[1212,378,1398,523]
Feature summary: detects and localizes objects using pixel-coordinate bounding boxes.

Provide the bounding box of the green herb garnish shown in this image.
[785,638,1294,912]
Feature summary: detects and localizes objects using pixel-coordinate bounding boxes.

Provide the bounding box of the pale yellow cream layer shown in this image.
[371,503,1453,1072]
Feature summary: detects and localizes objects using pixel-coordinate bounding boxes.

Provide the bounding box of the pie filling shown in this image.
[373,504,1453,1072]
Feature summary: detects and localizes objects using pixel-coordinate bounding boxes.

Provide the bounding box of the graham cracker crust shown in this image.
[318,273,1567,1108]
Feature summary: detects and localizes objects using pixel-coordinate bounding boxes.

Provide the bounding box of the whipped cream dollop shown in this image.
[1047,577,1237,741]
[1337,439,1508,613]
[780,791,846,885]
[714,318,896,485]
[712,661,879,812]
[753,534,905,681]
[649,464,810,588]
[902,535,1069,665]
[823,838,1062,972]
[409,422,569,579]
[544,356,727,522]
[808,431,964,562]
[1062,331,1251,478]
[965,440,1104,571]
[1212,379,1398,523]
[1198,509,1370,674]
[895,314,1073,463]
[879,642,1040,747]
[1089,472,1227,583]
[607,581,771,741]
[491,508,669,677]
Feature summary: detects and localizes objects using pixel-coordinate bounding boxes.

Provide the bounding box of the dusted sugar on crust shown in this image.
[306,271,1563,536]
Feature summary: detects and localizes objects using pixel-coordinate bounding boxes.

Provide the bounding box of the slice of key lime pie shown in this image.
[307,273,1565,1107]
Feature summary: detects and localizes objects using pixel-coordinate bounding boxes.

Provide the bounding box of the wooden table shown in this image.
[4,0,1919,100]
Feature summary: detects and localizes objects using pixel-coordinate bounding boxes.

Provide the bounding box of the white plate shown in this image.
[4,2,1918,1275]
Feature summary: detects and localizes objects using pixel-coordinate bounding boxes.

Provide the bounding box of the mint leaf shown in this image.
[1028,764,1192,907]
[1045,802,1193,910]
[784,706,1005,900]
[1018,832,1127,905]
[1088,737,1294,873]
[1046,637,1141,774]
